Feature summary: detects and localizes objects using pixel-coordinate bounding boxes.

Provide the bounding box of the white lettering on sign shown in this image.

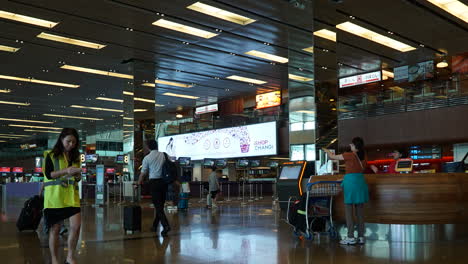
[339,71,382,88]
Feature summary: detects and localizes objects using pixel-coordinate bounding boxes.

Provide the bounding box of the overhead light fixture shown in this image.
[302,46,314,53]
[226,75,267,84]
[0,133,29,137]
[0,74,79,88]
[163,92,199,99]
[288,74,313,82]
[123,91,134,96]
[24,129,60,134]
[37,32,106,49]
[0,10,58,28]
[43,113,103,121]
[123,124,133,127]
[0,44,20,53]
[437,60,448,68]
[176,114,183,118]
[187,2,256,25]
[245,50,289,63]
[123,117,134,120]
[0,100,30,106]
[134,109,148,112]
[329,98,335,102]
[0,135,22,139]
[336,22,416,52]
[61,65,132,79]
[96,97,123,103]
[70,105,123,112]
[9,124,62,130]
[0,89,11,93]
[382,70,394,79]
[313,29,336,42]
[427,0,468,23]
[0,117,52,123]
[152,19,218,39]
[143,80,193,88]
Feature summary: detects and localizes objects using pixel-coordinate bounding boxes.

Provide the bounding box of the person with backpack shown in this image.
[137,139,171,236]
[323,137,369,245]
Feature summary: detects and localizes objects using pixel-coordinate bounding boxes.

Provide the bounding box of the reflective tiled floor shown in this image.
[1,198,468,264]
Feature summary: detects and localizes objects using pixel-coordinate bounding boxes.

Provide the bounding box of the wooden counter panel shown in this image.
[310,173,468,224]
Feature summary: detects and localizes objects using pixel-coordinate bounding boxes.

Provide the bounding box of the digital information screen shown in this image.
[279,165,302,180]
[178,157,191,166]
[237,159,249,167]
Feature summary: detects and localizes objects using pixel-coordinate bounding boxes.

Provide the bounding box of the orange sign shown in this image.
[256,91,281,109]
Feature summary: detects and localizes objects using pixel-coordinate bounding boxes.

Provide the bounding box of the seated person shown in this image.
[371,149,411,173]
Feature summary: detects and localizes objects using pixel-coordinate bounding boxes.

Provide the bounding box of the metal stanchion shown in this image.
[198,182,204,203]
[254,182,259,201]
[241,181,246,206]
[248,182,254,202]
[106,182,110,205]
[226,182,231,202]
[260,183,263,199]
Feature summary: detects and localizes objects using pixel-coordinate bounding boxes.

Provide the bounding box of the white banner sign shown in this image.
[339,71,381,88]
[195,104,218,115]
[158,122,277,160]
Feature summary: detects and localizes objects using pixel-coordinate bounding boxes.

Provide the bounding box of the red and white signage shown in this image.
[195,104,218,115]
[0,167,11,173]
[12,167,23,173]
[339,71,382,88]
[34,167,43,173]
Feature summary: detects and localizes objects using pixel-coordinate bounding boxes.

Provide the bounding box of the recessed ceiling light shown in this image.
[43,113,103,121]
[24,129,61,134]
[187,2,256,25]
[96,97,124,103]
[436,60,448,68]
[9,124,62,130]
[0,10,58,28]
[152,19,218,39]
[336,22,416,52]
[0,89,11,93]
[61,65,132,79]
[313,29,336,42]
[0,100,30,106]
[70,105,123,112]
[288,74,313,82]
[142,80,193,88]
[123,91,134,96]
[123,117,134,120]
[0,135,23,139]
[0,44,20,53]
[0,133,29,137]
[244,50,289,63]
[0,74,79,88]
[176,114,183,118]
[163,92,199,99]
[0,117,52,123]
[226,75,267,84]
[37,32,106,49]
[134,109,148,112]
[302,46,314,53]
[427,0,468,23]
[123,124,133,127]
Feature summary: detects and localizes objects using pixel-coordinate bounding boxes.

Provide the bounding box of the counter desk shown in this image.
[310,173,468,224]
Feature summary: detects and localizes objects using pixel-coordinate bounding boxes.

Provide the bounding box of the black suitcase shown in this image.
[124,185,141,234]
[17,195,43,232]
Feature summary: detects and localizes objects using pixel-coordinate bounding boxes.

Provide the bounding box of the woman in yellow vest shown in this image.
[42,128,82,264]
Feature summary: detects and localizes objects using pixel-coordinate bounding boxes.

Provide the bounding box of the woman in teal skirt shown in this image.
[323,137,369,245]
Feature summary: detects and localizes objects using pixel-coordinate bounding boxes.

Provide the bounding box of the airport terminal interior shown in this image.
[1,0,468,263]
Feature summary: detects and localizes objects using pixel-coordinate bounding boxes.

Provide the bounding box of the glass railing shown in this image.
[338,75,468,120]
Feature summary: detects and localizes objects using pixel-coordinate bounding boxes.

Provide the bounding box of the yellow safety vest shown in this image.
[42,150,81,209]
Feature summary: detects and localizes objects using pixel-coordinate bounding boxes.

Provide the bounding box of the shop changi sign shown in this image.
[195,103,218,115]
[339,71,381,88]
[158,122,277,160]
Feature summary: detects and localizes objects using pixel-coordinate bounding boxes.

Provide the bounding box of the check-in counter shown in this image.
[310,173,468,224]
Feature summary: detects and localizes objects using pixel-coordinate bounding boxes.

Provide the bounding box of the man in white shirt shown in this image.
[137,140,170,236]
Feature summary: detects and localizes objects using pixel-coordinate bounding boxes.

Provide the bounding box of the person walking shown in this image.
[207,167,220,208]
[323,137,369,245]
[137,140,171,236]
[42,128,82,264]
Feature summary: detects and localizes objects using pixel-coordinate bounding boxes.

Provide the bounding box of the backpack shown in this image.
[161,153,177,184]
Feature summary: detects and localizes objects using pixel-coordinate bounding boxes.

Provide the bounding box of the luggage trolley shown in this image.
[287,180,342,240]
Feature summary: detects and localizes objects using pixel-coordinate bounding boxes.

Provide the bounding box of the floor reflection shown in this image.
[1,198,468,264]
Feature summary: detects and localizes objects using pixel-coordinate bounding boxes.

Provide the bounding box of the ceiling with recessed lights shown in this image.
[0,0,467,144]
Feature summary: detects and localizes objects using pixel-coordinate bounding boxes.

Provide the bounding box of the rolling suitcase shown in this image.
[124,186,141,234]
[178,192,189,210]
[17,195,43,232]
